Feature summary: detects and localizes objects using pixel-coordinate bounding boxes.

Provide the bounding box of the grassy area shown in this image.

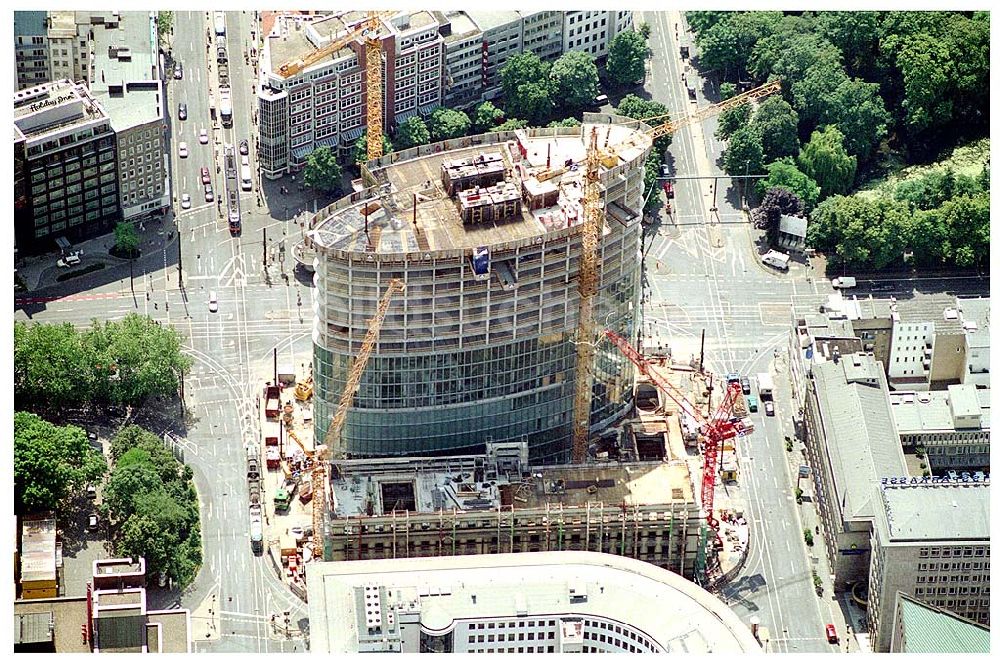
[856,138,989,200]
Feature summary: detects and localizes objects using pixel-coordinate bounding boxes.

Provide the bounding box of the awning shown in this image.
[290,144,311,160]
[55,236,72,252]
[341,126,365,142]
[394,108,417,123]
[314,135,339,150]
[418,103,439,116]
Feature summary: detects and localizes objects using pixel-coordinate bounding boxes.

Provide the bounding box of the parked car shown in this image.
[57,251,82,268]
[239,139,249,155]
[173,62,183,79]
[208,290,218,313]
[201,166,211,184]
[241,154,250,167]
[199,128,209,145]
[740,376,751,394]
[764,401,775,417]
[87,513,99,532]
[832,276,857,289]
[747,395,758,413]
[825,624,839,644]
[178,141,188,158]
[181,193,191,209]
[178,102,187,120]
[204,183,214,202]
[725,372,741,386]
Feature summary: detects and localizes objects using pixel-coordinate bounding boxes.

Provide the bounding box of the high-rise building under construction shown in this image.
[306,117,652,463]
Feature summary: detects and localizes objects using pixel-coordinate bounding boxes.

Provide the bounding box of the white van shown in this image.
[240,164,252,191]
[832,276,857,289]
[761,250,789,270]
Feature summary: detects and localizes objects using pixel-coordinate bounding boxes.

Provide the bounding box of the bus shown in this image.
[214,11,226,37]
[219,88,232,127]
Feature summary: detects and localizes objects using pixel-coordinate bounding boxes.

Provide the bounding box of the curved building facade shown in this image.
[307,551,763,653]
[310,118,651,463]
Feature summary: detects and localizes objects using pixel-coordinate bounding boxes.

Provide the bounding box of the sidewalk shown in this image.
[17,216,178,296]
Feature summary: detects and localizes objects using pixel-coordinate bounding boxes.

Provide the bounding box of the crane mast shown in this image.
[570,79,780,462]
[312,278,405,557]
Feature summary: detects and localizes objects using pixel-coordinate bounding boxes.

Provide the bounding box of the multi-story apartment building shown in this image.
[307,552,761,654]
[891,384,990,472]
[563,10,633,59]
[801,352,908,591]
[257,11,444,178]
[868,479,991,652]
[467,12,524,101]
[322,444,706,579]
[520,11,564,61]
[14,11,50,91]
[90,11,169,222]
[439,12,484,108]
[14,80,119,255]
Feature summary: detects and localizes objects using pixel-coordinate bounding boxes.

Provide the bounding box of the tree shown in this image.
[719,82,738,101]
[547,117,581,128]
[615,94,672,155]
[156,11,173,41]
[808,195,910,268]
[549,51,600,109]
[757,158,821,212]
[753,187,804,244]
[696,12,781,81]
[495,118,529,131]
[353,132,393,167]
[642,150,663,214]
[394,116,430,149]
[500,52,550,104]
[685,11,731,35]
[509,82,553,125]
[823,78,889,160]
[895,33,955,136]
[472,101,505,133]
[607,30,647,85]
[750,32,842,88]
[715,104,752,142]
[936,193,989,267]
[814,11,882,79]
[721,126,765,179]
[14,412,107,513]
[637,21,651,40]
[83,314,191,407]
[14,321,93,409]
[428,107,472,141]
[114,222,140,257]
[303,146,342,194]
[750,96,799,163]
[797,125,856,197]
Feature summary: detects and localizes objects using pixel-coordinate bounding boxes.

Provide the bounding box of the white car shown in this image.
[199,128,209,145]
[208,290,218,313]
[241,154,250,167]
[181,193,191,209]
[57,251,82,268]
[178,141,189,158]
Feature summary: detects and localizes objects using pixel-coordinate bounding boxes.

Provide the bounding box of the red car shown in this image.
[200,167,211,185]
[825,624,839,644]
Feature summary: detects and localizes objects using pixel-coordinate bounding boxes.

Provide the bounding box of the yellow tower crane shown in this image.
[311,278,405,558]
[570,79,782,463]
[276,11,393,163]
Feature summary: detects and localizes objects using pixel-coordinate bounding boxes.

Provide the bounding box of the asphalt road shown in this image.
[639,9,834,653]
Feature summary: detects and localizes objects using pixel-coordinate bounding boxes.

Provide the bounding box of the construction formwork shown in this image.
[326,500,701,579]
[440,152,506,195]
[457,181,521,224]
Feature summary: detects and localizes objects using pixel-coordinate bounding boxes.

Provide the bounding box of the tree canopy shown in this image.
[757,158,821,212]
[472,101,505,133]
[15,412,107,513]
[549,51,600,109]
[615,94,673,155]
[500,52,549,103]
[509,82,554,125]
[495,118,529,131]
[750,96,800,163]
[428,107,472,141]
[104,424,201,585]
[114,222,140,256]
[808,195,910,268]
[353,132,393,166]
[607,30,647,85]
[752,187,804,244]
[303,146,342,194]
[393,116,430,149]
[722,126,765,179]
[797,125,856,197]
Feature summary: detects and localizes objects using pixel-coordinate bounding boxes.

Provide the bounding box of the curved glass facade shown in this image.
[312,124,648,463]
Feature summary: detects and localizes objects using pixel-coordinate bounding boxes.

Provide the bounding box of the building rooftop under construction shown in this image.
[307,116,653,464]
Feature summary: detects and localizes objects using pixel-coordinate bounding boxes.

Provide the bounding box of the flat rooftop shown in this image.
[310,123,648,256]
[467,10,522,33]
[13,80,106,138]
[309,552,761,653]
[891,387,990,434]
[267,14,358,78]
[443,12,480,43]
[878,481,990,541]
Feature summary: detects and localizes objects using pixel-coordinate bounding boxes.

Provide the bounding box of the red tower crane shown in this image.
[603,330,752,544]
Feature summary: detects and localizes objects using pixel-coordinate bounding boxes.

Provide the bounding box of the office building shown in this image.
[14,79,119,255]
[257,11,444,178]
[957,296,989,387]
[14,11,50,90]
[14,557,191,653]
[891,384,990,472]
[90,11,170,222]
[888,593,990,653]
[868,478,990,652]
[563,10,633,59]
[308,117,649,462]
[306,551,761,653]
[800,352,908,591]
[322,443,705,578]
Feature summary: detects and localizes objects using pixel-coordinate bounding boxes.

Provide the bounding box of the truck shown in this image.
[249,506,263,555]
[832,276,857,289]
[240,164,252,191]
[218,60,229,89]
[263,420,281,470]
[214,11,226,36]
[264,383,281,418]
[761,250,790,271]
[758,372,774,401]
[274,487,291,512]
